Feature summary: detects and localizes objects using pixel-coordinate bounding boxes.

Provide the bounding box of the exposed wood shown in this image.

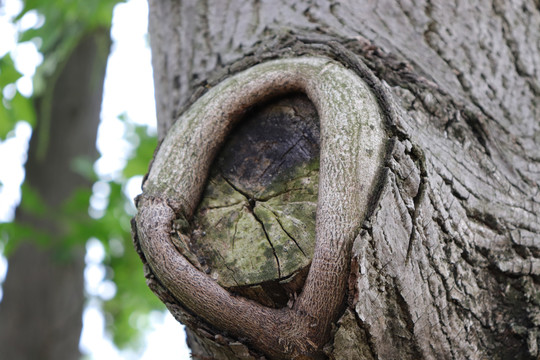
[187,94,319,306]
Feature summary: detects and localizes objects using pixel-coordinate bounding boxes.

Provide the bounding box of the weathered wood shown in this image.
[185,94,319,307]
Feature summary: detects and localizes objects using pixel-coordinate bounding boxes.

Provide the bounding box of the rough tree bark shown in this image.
[0,30,110,360]
[136,1,540,359]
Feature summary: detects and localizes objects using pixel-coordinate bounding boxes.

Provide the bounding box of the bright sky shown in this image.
[0,0,190,358]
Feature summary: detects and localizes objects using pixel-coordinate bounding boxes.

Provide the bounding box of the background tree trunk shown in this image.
[0,30,110,360]
[145,0,540,358]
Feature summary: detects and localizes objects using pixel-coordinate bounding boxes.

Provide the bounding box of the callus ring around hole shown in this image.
[134,56,386,359]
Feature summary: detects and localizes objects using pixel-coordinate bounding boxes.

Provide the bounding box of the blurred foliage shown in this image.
[92,120,161,349]
[0,54,35,138]
[0,0,167,353]
[0,118,160,350]
[0,0,119,139]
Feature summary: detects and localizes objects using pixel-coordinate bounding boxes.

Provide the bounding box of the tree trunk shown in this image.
[0,30,110,360]
[139,0,540,359]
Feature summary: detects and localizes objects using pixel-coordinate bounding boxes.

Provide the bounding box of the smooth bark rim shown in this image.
[135,57,387,359]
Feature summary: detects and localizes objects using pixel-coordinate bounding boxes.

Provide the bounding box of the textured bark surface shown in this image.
[0,30,110,360]
[143,0,540,359]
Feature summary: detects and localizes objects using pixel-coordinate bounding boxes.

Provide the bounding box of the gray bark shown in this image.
[0,30,110,360]
[142,0,540,359]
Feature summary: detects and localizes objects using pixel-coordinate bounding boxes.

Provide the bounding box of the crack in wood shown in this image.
[251,205,282,279]
[222,174,282,279]
[267,206,307,257]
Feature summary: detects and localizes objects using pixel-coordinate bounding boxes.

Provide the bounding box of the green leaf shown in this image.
[0,55,23,87]
[18,28,42,43]
[122,119,157,179]
[0,55,27,138]
[123,133,156,178]
[11,93,36,127]
[0,102,16,139]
